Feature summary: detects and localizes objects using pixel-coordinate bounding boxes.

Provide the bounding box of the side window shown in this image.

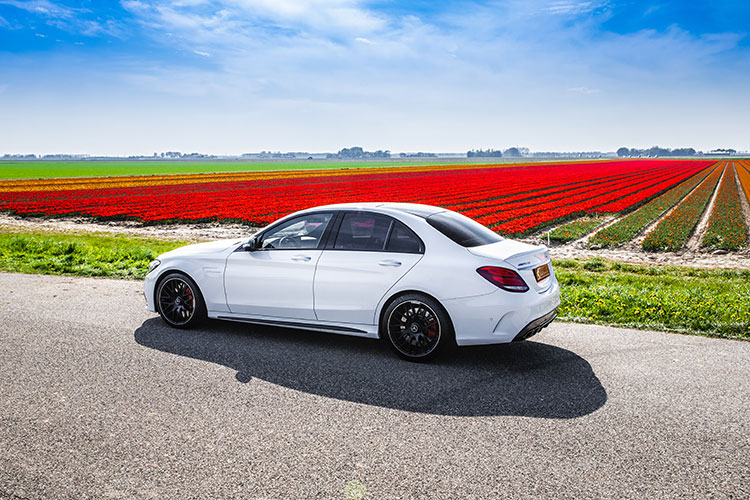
[334,213,393,251]
[386,222,423,254]
[260,213,332,250]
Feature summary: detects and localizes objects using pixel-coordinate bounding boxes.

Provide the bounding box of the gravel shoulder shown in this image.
[0,273,748,499]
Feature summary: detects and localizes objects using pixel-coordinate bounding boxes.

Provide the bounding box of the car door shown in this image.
[314,212,424,325]
[224,212,334,320]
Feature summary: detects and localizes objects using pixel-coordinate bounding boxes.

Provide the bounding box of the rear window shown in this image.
[426,211,503,247]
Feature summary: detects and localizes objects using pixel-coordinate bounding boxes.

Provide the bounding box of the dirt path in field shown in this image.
[0,214,258,241]
[543,244,750,269]
[684,163,726,252]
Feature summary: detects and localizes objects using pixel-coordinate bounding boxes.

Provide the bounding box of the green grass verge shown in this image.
[0,231,186,279]
[0,158,525,180]
[1,231,747,340]
[555,257,750,340]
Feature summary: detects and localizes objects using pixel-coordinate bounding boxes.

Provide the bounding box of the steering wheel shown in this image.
[278,235,302,248]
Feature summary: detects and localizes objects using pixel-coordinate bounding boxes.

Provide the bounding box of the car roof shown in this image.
[309,202,446,218]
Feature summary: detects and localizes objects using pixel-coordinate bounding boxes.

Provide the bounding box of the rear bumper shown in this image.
[512,308,558,342]
[444,280,560,346]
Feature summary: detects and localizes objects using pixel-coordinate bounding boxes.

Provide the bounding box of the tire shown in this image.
[381,293,453,362]
[155,272,206,329]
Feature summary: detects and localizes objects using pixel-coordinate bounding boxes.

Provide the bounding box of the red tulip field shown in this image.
[1,158,748,252]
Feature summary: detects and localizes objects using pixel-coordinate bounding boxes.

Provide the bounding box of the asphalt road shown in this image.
[0,272,748,500]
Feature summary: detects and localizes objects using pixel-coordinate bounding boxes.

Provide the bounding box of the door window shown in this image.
[386,221,423,253]
[259,213,332,250]
[334,213,393,251]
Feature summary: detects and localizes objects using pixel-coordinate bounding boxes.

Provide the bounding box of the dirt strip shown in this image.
[0,214,256,242]
[3,213,749,270]
[544,243,750,270]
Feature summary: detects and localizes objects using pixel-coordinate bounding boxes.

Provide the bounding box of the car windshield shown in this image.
[426,210,503,247]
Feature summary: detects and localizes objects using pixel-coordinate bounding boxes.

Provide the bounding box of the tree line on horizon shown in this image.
[327,147,390,159]
[466,147,528,158]
[617,146,698,157]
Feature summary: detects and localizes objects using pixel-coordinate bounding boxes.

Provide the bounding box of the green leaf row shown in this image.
[547,217,607,243]
[642,164,724,252]
[588,165,715,248]
[701,164,748,250]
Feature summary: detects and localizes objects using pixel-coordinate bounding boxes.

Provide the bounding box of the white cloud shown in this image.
[122,0,387,43]
[0,0,125,37]
[0,0,81,19]
[229,0,386,34]
[544,1,601,16]
[568,86,601,94]
[3,0,749,153]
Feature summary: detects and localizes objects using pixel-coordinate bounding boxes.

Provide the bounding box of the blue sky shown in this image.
[0,0,748,155]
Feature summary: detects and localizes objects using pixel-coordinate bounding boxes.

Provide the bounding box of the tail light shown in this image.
[477,266,529,293]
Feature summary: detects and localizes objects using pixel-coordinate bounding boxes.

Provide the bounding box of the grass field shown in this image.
[1,230,747,341]
[0,158,534,180]
[0,230,184,279]
[555,258,750,340]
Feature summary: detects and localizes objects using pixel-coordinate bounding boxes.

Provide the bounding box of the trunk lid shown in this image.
[468,240,553,292]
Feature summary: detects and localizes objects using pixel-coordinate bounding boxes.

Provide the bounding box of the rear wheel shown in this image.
[156,272,206,329]
[382,294,453,362]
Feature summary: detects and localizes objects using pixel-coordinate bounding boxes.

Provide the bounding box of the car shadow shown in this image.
[134,318,607,418]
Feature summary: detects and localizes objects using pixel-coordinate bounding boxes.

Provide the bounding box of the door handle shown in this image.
[378,259,402,267]
[291,255,312,262]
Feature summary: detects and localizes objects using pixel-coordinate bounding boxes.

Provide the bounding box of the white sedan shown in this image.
[144,203,560,361]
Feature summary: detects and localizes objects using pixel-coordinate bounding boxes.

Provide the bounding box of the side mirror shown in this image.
[242,237,259,252]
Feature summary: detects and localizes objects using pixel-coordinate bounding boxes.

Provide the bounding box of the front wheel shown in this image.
[382,294,453,362]
[156,272,206,329]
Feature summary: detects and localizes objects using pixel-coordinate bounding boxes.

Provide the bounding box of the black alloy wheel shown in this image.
[383,294,452,361]
[156,273,206,328]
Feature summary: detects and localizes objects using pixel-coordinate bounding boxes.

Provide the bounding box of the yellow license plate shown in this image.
[534,263,550,282]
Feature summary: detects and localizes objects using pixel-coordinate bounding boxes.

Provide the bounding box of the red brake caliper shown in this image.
[426,320,438,337]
